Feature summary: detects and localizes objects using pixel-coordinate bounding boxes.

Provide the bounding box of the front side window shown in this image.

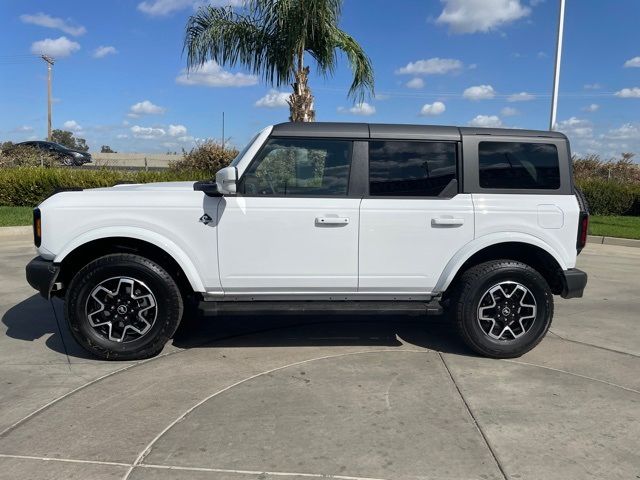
[239,138,352,196]
[479,141,560,189]
[369,141,457,196]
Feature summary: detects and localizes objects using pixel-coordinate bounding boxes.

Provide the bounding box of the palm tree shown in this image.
[184,0,374,122]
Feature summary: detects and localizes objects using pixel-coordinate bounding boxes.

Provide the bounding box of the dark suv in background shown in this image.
[16,141,92,166]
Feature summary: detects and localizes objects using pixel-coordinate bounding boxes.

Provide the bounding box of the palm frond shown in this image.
[331,28,375,101]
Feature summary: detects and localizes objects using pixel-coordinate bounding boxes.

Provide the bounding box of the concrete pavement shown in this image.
[0,236,638,480]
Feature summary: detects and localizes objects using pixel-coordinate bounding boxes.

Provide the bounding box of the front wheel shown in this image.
[65,254,183,360]
[449,260,553,358]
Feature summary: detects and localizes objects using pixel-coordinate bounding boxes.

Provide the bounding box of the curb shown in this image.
[587,234,640,248]
[0,226,31,238]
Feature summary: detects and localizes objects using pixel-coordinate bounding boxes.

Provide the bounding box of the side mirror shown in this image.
[216,166,237,195]
[193,180,221,197]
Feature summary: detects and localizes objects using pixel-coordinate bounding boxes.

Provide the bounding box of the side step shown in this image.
[198,300,444,316]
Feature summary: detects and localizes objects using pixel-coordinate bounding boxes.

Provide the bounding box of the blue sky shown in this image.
[1,0,639,156]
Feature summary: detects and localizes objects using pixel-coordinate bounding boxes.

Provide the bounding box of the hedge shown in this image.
[576,178,640,216]
[0,167,210,207]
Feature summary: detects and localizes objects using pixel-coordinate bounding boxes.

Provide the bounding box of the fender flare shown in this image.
[53,226,205,292]
[434,232,568,293]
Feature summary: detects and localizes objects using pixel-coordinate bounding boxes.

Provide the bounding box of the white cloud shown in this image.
[406,78,425,89]
[603,123,640,140]
[62,120,82,132]
[129,100,166,117]
[20,12,86,36]
[507,91,534,102]
[93,46,117,58]
[469,115,502,127]
[419,101,446,116]
[623,56,640,68]
[168,124,187,137]
[584,83,602,90]
[11,125,34,133]
[436,0,531,34]
[138,0,243,16]
[255,89,291,108]
[582,103,599,112]
[615,87,640,98]
[555,117,592,138]
[500,107,518,116]
[176,60,258,87]
[395,57,463,75]
[338,102,376,116]
[116,134,129,139]
[131,125,166,139]
[30,36,80,58]
[463,84,496,100]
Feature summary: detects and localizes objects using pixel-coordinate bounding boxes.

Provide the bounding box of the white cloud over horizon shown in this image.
[176,60,258,87]
[469,115,502,127]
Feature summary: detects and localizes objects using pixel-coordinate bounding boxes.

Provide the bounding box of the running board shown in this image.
[198,299,443,316]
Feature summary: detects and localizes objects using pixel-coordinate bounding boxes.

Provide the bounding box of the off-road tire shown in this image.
[450,260,553,358]
[65,253,183,360]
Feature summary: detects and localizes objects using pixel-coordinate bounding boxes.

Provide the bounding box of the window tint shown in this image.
[369,141,457,196]
[240,138,352,196]
[479,142,560,189]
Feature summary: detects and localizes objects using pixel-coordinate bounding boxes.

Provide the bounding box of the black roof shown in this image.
[271,122,567,140]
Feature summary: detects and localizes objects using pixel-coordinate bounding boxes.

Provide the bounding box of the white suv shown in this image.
[26,122,589,360]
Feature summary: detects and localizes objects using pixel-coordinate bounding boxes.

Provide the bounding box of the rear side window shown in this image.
[479,142,560,190]
[369,141,457,196]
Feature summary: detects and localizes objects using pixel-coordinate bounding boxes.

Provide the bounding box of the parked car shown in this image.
[15,141,92,166]
[25,122,588,360]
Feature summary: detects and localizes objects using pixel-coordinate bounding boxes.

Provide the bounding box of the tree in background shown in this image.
[184,0,374,122]
[100,145,116,153]
[52,129,89,152]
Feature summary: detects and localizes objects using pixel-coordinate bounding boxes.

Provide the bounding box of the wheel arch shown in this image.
[54,228,205,296]
[436,235,567,295]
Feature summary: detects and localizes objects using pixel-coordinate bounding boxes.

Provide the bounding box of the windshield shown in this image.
[230,132,260,167]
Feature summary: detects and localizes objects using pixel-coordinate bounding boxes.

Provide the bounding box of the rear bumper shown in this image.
[561,268,588,299]
[25,256,60,300]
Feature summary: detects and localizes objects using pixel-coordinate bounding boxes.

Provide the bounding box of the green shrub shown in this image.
[169,140,237,175]
[576,178,637,216]
[0,167,210,207]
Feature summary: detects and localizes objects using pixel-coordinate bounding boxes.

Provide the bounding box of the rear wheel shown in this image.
[450,260,553,358]
[65,254,183,360]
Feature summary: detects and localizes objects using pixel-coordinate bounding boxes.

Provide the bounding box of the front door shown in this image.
[217,137,360,296]
[359,140,474,295]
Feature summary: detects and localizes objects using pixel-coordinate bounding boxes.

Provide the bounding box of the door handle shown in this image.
[315,216,350,225]
[431,217,464,227]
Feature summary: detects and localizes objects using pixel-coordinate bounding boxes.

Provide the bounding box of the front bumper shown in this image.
[25,256,60,300]
[561,268,588,299]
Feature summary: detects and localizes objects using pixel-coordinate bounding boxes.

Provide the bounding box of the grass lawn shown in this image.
[0,206,33,227]
[589,215,640,240]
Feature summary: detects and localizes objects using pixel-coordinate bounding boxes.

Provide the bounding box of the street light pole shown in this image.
[41,55,55,141]
[549,0,566,131]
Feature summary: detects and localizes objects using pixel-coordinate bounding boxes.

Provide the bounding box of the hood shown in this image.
[91,181,198,192]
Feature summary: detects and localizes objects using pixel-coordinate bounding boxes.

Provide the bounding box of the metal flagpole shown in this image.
[549,0,566,130]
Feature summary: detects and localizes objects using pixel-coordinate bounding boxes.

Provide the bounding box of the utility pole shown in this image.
[41,55,55,141]
[549,0,566,131]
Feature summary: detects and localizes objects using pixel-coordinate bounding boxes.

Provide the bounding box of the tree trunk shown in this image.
[288,66,315,122]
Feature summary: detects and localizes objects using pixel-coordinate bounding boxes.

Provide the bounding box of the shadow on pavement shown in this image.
[3,295,473,360]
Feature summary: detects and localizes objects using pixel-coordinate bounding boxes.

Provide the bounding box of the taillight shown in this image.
[577,212,589,253]
[33,208,41,247]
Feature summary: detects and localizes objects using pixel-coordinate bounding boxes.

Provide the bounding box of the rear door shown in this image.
[216,137,361,296]
[359,140,474,295]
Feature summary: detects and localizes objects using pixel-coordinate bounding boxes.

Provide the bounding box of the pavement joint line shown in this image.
[122,349,432,480]
[137,463,391,480]
[0,453,130,468]
[438,352,509,480]
[548,329,639,358]
[503,359,640,395]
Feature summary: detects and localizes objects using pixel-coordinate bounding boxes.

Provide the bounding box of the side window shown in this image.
[369,141,457,196]
[479,142,560,189]
[239,138,352,196]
